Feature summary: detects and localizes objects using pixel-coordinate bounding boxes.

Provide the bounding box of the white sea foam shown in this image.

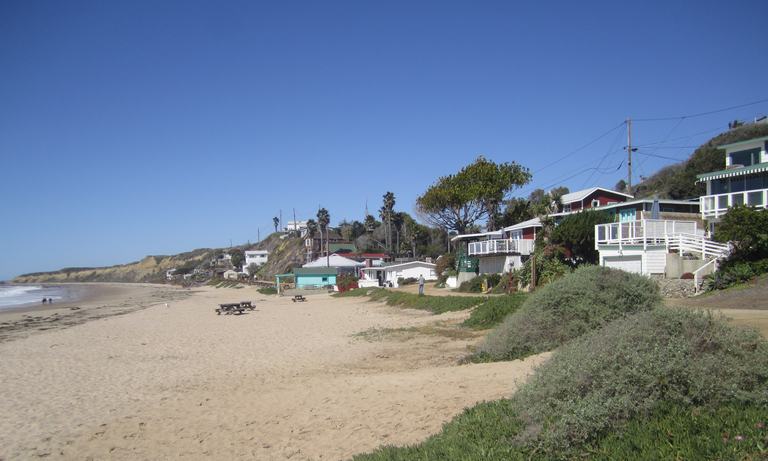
[0,285,64,309]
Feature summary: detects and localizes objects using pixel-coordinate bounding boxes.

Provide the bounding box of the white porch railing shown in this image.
[700,188,768,219]
[595,219,729,260]
[666,233,730,260]
[468,239,535,256]
[595,219,700,249]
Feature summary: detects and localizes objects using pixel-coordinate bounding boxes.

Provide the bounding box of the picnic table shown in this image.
[215,301,255,315]
[292,295,306,303]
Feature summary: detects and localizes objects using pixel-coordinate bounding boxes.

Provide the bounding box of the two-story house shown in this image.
[698,135,768,226]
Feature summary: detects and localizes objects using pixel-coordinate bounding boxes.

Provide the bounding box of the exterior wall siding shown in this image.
[597,245,667,275]
[296,274,337,288]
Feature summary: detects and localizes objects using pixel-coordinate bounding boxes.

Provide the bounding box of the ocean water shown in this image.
[0,285,69,310]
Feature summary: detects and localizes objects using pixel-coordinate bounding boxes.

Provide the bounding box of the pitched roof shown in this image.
[560,187,633,204]
[303,254,365,268]
[450,230,503,242]
[503,217,542,232]
[362,261,436,271]
[293,267,339,276]
[718,135,768,150]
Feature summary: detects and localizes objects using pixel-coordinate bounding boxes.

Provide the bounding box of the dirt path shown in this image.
[666,277,768,337]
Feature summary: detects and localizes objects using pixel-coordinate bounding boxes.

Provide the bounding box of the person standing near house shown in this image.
[418,274,425,296]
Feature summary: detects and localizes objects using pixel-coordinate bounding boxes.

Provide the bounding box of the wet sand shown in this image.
[0,283,191,343]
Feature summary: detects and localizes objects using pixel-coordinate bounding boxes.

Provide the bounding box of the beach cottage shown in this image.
[359,261,437,288]
[293,267,338,289]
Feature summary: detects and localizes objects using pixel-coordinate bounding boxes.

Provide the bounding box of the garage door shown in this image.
[603,255,642,274]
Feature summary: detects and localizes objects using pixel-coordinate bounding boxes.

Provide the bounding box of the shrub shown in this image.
[462,294,528,330]
[515,252,572,288]
[475,265,660,361]
[511,308,768,453]
[435,253,456,277]
[680,272,694,280]
[337,274,359,292]
[257,286,277,295]
[397,277,418,286]
[457,276,485,293]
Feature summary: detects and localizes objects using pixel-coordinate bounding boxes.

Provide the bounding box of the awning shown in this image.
[696,163,768,183]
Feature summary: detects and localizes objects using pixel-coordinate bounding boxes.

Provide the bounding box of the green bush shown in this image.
[511,308,768,453]
[515,252,572,288]
[257,286,277,295]
[397,277,418,286]
[705,258,768,290]
[475,265,661,361]
[457,273,503,293]
[462,294,528,330]
[457,276,485,293]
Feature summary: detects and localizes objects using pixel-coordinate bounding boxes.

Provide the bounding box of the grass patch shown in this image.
[462,294,528,330]
[352,399,527,461]
[586,403,768,460]
[353,400,768,461]
[257,286,277,295]
[353,324,480,342]
[368,290,486,314]
[333,288,381,297]
[474,265,661,362]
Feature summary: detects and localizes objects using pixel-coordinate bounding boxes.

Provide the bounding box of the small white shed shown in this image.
[360,261,438,288]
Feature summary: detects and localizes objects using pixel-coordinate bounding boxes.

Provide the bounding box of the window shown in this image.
[591,199,600,208]
[321,277,328,282]
[730,148,761,167]
[746,174,764,192]
[563,204,571,212]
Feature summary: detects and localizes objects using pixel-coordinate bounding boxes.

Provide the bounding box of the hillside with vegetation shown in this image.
[12,232,306,284]
[631,122,768,199]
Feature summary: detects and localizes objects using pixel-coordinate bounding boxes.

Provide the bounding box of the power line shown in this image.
[531,121,626,175]
[581,125,626,189]
[634,150,688,162]
[520,162,623,197]
[634,97,768,122]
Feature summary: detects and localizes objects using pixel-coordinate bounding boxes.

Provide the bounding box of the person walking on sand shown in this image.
[418,274,425,296]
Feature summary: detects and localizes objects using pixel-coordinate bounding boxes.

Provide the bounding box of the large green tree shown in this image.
[416,156,531,233]
[714,205,768,263]
[550,210,612,265]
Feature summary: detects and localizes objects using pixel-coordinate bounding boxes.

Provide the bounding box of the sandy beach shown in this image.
[0,284,547,460]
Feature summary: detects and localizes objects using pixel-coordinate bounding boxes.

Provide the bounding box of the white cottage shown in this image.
[359,261,438,288]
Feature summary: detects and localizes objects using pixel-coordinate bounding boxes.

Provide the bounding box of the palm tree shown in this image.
[273,216,280,233]
[317,208,330,266]
[392,212,405,257]
[364,214,376,233]
[383,192,396,253]
[305,219,318,263]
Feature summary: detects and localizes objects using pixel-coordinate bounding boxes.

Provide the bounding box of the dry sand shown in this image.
[0,285,547,460]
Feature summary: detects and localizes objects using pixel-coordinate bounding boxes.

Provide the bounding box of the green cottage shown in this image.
[293,267,338,289]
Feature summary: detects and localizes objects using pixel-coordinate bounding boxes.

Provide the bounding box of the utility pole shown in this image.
[257,228,260,243]
[625,118,637,195]
[292,208,297,232]
[279,209,283,232]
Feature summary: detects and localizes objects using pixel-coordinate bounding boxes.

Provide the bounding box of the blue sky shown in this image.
[1,0,767,280]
